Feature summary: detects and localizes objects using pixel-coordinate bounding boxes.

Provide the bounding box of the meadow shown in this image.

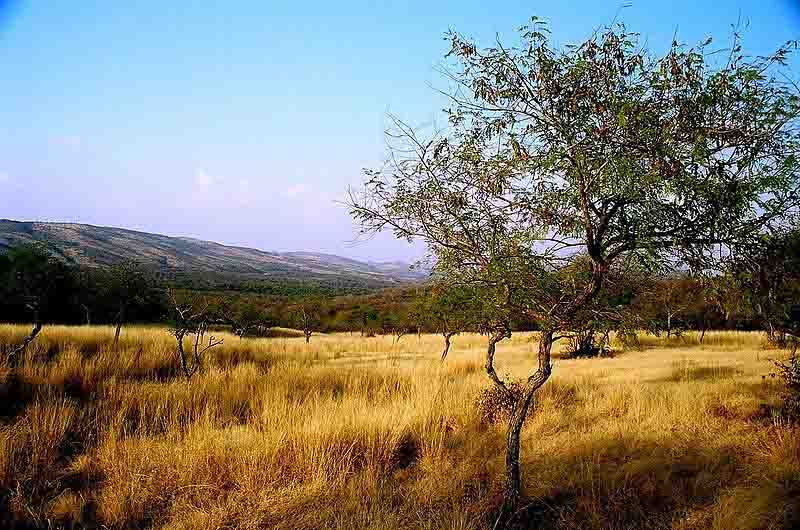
[0,325,797,529]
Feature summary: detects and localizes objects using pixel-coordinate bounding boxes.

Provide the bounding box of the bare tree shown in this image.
[168,290,224,380]
[301,306,312,343]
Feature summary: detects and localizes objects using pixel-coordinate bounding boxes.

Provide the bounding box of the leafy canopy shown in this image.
[350,21,800,330]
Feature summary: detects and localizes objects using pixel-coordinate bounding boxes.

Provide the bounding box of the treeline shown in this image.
[2,240,798,347]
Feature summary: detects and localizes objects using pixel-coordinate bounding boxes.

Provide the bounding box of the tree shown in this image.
[417,284,482,360]
[292,302,320,343]
[355,304,379,336]
[349,21,800,526]
[733,228,800,347]
[227,301,272,339]
[102,263,154,349]
[654,275,692,339]
[167,290,224,380]
[0,245,77,367]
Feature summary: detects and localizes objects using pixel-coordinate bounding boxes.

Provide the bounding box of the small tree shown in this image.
[416,284,482,360]
[167,290,224,380]
[292,302,320,343]
[350,21,800,526]
[102,263,154,349]
[653,275,692,339]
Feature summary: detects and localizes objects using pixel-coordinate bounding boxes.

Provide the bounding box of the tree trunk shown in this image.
[176,332,190,380]
[8,319,43,369]
[495,330,554,529]
[113,321,122,348]
[666,312,672,339]
[441,332,455,361]
[113,304,125,349]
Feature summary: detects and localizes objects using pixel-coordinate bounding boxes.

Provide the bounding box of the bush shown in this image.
[564,329,613,359]
[474,382,524,425]
[772,353,800,420]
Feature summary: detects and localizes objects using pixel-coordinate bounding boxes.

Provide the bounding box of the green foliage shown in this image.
[771,354,800,420]
[731,229,800,344]
[350,22,800,337]
[0,244,79,322]
[99,263,160,323]
[414,283,485,335]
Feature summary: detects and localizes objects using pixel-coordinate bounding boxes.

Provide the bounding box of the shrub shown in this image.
[474,382,524,425]
[564,329,613,359]
[772,353,800,420]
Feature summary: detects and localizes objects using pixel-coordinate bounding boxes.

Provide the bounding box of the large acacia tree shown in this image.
[349,20,800,526]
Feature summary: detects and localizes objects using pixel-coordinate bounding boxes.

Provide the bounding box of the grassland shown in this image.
[0,325,798,529]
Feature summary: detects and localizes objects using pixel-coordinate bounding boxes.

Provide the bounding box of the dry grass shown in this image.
[0,325,798,529]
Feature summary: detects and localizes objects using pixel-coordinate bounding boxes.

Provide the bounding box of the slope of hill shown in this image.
[0,219,428,291]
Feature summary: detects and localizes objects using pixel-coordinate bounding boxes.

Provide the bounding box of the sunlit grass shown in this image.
[0,325,796,529]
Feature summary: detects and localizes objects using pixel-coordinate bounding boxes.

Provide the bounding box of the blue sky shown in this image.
[0,1,798,261]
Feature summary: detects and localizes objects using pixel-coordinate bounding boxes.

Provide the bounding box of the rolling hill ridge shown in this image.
[0,219,427,291]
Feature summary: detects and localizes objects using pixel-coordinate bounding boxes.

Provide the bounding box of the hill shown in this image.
[0,219,428,293]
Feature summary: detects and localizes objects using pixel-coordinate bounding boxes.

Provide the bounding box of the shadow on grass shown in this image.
[499,429,796,530]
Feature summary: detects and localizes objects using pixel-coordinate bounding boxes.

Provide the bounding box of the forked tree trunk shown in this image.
[495,329,554,529]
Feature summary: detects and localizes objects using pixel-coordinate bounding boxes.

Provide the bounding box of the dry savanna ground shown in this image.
[0,325,798,529]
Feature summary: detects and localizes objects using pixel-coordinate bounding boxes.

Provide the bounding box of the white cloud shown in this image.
[191,169,256,207]
[285,184,307,197]
[194,168,215,192]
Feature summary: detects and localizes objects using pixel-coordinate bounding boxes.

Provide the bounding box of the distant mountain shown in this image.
[0,220,428,290]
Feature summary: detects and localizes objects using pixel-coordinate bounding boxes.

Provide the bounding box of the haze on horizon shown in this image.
[1,0,798,261]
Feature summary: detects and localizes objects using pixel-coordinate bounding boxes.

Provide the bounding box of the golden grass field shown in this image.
[0,325,798,529]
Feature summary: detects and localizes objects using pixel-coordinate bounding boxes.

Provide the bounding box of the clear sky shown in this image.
[1,1,798,261]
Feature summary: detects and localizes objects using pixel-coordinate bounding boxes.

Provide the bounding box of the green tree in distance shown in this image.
[416,283,484,360]
[0,245,76,366]
[102,263,155,349]
[349,20,800,526]
[734,227,800,348]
